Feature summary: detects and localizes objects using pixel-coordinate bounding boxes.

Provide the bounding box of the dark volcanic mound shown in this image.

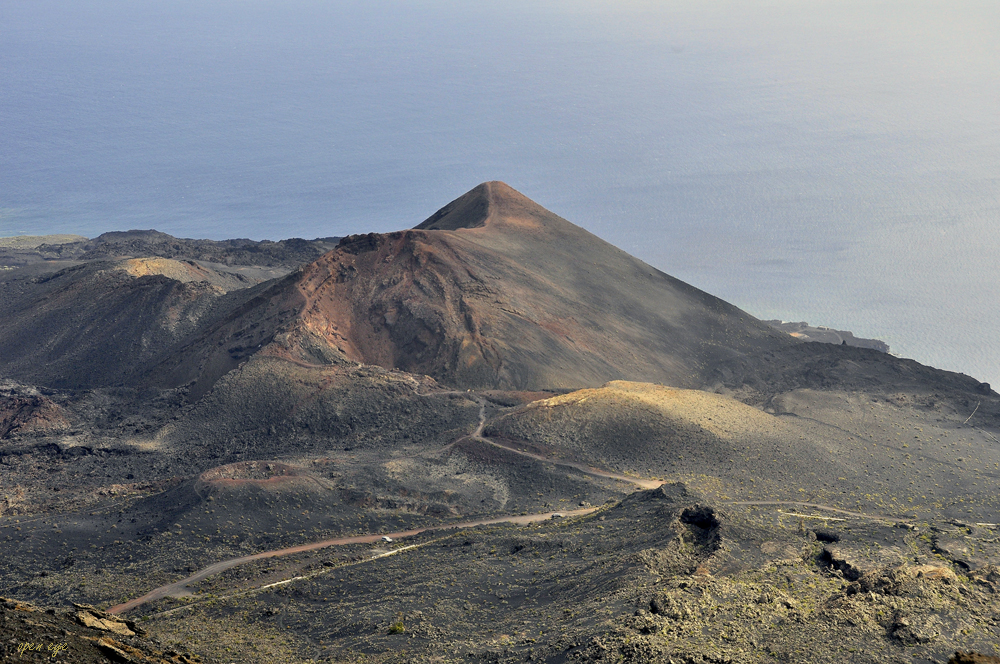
[0,383,70,439]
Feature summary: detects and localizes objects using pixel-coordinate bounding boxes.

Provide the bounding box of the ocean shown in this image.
[3,0,999,387]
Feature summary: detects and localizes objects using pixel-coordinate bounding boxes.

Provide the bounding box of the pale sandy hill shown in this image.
[487,380,793,467]
[116,257,220,284]
[486,380,874,503]
[522,380,785,439]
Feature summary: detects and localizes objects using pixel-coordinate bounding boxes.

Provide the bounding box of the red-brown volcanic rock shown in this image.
[0,388,70,439]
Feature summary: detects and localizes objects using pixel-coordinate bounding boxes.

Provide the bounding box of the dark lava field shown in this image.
[1,184,998,664]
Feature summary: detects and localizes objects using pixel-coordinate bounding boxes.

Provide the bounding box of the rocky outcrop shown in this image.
[0,384,69,439]
[73,603,142,637]
[0,597,204,664]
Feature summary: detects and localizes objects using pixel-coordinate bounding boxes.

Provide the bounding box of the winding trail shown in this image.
[421,382,662,490]
[108,507,596,615]
[725,500,906,522]
[109,387,648,616]
[476,437,663,490]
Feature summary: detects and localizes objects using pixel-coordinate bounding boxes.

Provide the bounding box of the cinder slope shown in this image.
[360,181,794,389]
[0,260,254,388]
[126,486,1000,664]
[158,182,793,393]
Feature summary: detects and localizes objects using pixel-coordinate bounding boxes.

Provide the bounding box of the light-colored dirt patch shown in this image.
[116,257,216,283]
[198,461,308,488]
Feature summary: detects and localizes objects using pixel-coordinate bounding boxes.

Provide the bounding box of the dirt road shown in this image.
[108,507,597,615]
[443,387,663,490]
[478,437,663,489]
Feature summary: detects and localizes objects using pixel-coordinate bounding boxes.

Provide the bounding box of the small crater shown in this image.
[678,505,721,552]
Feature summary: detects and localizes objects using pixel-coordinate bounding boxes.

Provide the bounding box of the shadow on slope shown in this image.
[0,258,281,389]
